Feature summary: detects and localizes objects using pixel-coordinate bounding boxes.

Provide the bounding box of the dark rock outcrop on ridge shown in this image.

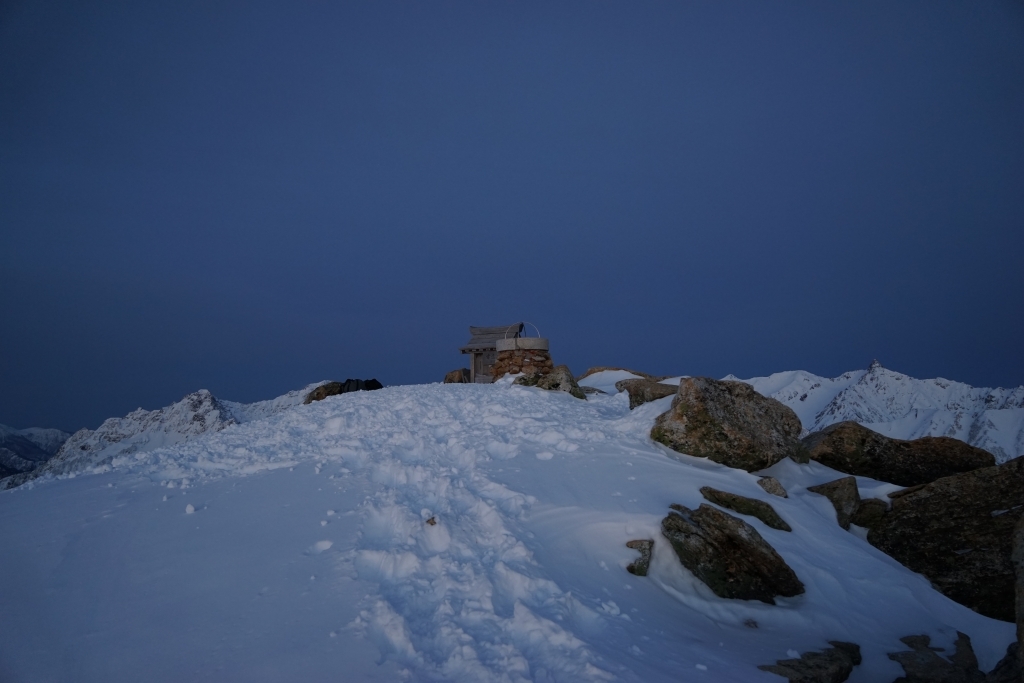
[699,486,791,531]
[868,457,1024,622]
[443,368,471,384]
[615,378,678,410]
[651,377,803,472]
[514,365,586,400]
[802,421,995,487]
[661,503,804,604]
[758,641,861,683]
[304,379,384,404]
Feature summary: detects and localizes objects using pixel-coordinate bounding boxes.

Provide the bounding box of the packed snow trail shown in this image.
[0,380,1015,682]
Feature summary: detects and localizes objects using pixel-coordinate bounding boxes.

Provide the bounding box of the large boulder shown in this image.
[514,365,586,400]
[443,368,471,384]
[615,378,678,410]
[758,641,861,683]
[803,421,995,487]
[868,457,1024,622]
[661,503,804,604]
[304,379,383,404]
[807,477,861,531]
[1014,515,1024,670]
[699,486,791,531]
[651,377,803,472]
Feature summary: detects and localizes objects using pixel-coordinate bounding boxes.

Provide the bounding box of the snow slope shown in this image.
[0,380,1012,682]
[728,361,1024,462]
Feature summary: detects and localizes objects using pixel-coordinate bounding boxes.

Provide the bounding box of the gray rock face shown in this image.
[758,476,789,498]
[868,457,1024,622]
[661,503,804,604]
[443,368,471,384]
[614,378,677,410]
[850,498,889,530]
[887,632,990,683]
[758,641,861,683]
[1014,515,1024,669]
[986,644,1021,683]
[700,486,791,532]
[514,365,586,400]
[651,377,802,472]
[803,421,995,487]
[625,539,653,576]
[808,477,861,531]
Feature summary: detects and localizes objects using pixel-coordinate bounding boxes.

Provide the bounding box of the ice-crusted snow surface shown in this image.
[0,379,1013,683]
[728,361,1024,462]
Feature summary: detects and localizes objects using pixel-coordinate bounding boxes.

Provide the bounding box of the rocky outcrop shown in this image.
[304,379,383,404]
[1014,515,1024,668]
[443,368,470,384]
[850,498,888,530]
[625,539,653,576]
[514,365,586,400]
[492,349,554,380]
[886,632,1020,683]
[661,503,804,603]
[803,421,995,487]
[758,641,861,683]
[699,486,791,531]
[651,377,803,472]
[808,477,861,531]
[868,457,1024,622]
[615,378,678,410]
[758,476,789,498]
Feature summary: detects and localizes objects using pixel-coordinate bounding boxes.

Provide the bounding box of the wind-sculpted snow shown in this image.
[3,380,1013,682]
[728,363,1024,462]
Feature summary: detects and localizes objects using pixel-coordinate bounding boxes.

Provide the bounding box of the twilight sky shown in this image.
[2,1,1023,432]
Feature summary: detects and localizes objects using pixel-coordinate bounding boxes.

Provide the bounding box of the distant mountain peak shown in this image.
[868,359,882,371]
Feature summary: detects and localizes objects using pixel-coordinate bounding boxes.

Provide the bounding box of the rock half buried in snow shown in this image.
[868,457,1024,622]
[304,379,383,404]
[885,631,1021,683]
[758,476,789,498]
[661,503,804,604]
[802,421,995,487]
[443,368,470,383]
[625,539,654,576]
[614,378,678,410]
[807,477,861,531]
[758,641,861,683]
[699,486,791,531]
[514,365,586,400]
[651,377,802,472]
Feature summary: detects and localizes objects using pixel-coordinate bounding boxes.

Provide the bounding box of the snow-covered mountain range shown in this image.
[2,383,324,487]
[0,424,70,478]
[728,361,1024,463]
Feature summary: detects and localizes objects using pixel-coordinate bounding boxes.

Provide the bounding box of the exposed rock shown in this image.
[651,377,802,472]
[443,368,470,384]
[577,367,666,381]
[803,421,995,487]
[808,477,861,530]
[758,641,861,683]
[492,348,554,380]
[850,498,889,530]
[625,539,653,576]
[581,386,607,395]
[758,476,789,498]
[1014,515,1024,667]
[660,503,804,604]
[615,378,678,410]
[514,365,586,400]
[868,457,1024,621]
[304,379,383,404]
[887,632,987,683]
[699,486,791,531]
[986,644,1021,683]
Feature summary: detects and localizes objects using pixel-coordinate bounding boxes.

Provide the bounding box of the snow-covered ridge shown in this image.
[727,361,1024,463]
[17,382,327,482]
[0,424,70,476]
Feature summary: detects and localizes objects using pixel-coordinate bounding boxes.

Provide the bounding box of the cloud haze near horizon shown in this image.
[2,1,1023,431]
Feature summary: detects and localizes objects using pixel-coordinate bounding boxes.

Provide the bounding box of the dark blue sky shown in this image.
[2,1,1023,432]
